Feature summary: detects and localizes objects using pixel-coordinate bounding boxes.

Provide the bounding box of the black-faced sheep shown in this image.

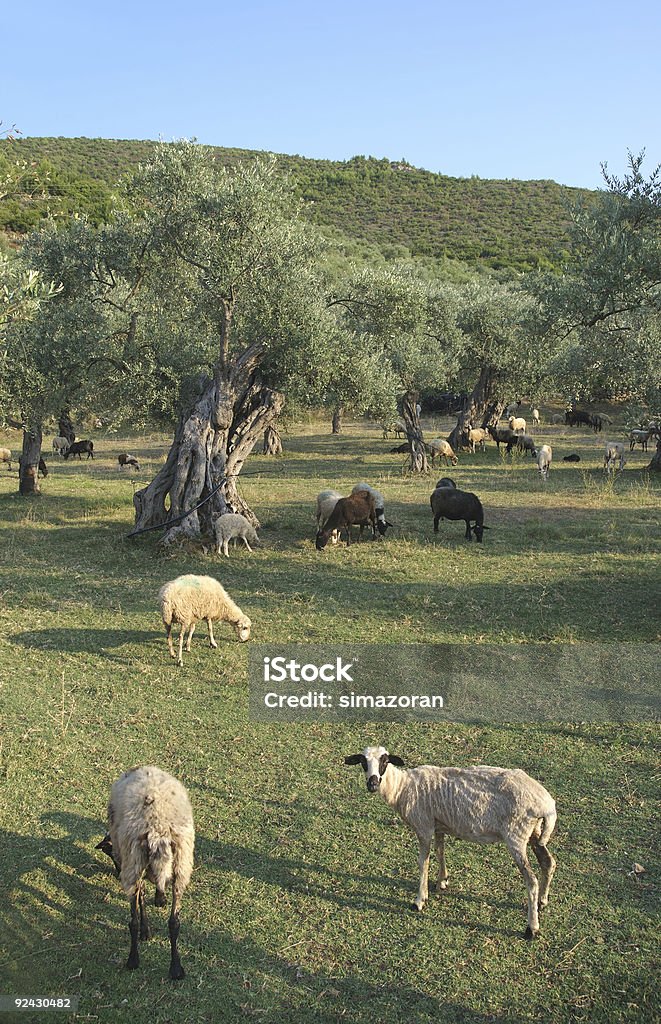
[629,429,651,452]
[488,426,517,451]
[430,486,487,542]
[345,746,557,938]
[159,574,251,666]
[435,477,457,489]
[96,765,194,980]
[506,434,537,457]
[315,490,377,549]
[214,513,259,557]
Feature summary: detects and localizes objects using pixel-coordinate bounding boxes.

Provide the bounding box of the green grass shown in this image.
[0,419,659,1023]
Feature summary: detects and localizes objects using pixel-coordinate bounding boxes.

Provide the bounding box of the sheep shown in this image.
[563,453,581,462]
[315,489,343,546]
[118,453,140,470]
[428,438,458,467]
[0,447,12,471]
[508,416,527,434]
[464,427,489,454]
[17,454,48,477]
[63,439,94,459]
[52,436,70,456]
[604,441,626,474]
[505,400,522,418]
[551,414,565,425]
[96,765,194,980]
[430,485,487,542]
[531,408,540,427]
[488,425,517,451]
[351,482,393,536]
[435,477,457,489]
[316,490,377,550]
[214,512,259,557]
[389,442,410,454]
[506,433,538,458]
[629,429,651,452]
[159,574,251,666]
[344,746,557,938]
[536,444,552,481]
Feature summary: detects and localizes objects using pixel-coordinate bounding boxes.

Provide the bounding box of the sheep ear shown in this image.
[344,754,365,766]
[95,834,113,857]
[385,520,394,528]
[388,754,405,767]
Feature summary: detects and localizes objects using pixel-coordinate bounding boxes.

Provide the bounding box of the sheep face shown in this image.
[435,477,457,489]
[472,523,485,543]
[234,615,252,642]
[345,746,404,792]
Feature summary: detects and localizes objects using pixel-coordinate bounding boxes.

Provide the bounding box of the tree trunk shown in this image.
[399,391,428,473]
[263,423,283,455]
[133,353,284,545]
[646,439,661,472]
[58,410,76,444]
[19,424,43,495]
[447,365,505,450]
[331,405,343,434]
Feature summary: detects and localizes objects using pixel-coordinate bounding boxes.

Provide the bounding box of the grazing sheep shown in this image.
[604,441,626,474]
[508,416,527,434]
[315,489,343,546]
[435,477,457,489]
[96,765,194,980]
[351,482,393,536]
[428,438,458,467]
[316,490,377,550]
[488,426,517,451]
[52,436,70,456]
[531,408,540,427]
[344,746,557,938]
[629,429,651,452]
[464,427,489,454]
[0,447,12,471]
[563,453,581,463]
[214,513,259,557]
[430,486,487,542]
[506,433,538,458]
[159,574,251,666]
[118,453,140,470]
[389,442,410,454]
[536,444,552,481]
[63,439,94,459]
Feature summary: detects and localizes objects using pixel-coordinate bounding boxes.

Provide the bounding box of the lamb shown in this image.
[531,408,540,427]
[315,489,343,545]
[351,482,393,536]
[536,444,552,481]
[159,574,251,666]
[508,416,527,434]
[428,438,458,467]
[629,429,651,452]
[52,436,70,456]
[344,746,557,938]
[214,512,259,557]
[604,441,626,474]
[316,490,377,550]
[118,453,140,470]
[0,447,12,471]
[96,765,194,979]
[63,439,94,459]
[430,485,487,542]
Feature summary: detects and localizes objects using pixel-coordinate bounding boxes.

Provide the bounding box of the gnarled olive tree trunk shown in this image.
[399,392,428,473]
[447,365,505,450]
[58,410,76,444]
[331,405,343,434]
[263,423,283,455]
[19,424,43,495]
[133,348,283,545]
[647,439,661,472]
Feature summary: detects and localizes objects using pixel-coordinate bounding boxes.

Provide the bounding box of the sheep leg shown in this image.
[508,842,540,938]
[464,519,472,541]
[168,884,185,980]
[127,889,141,970]
[207,619,218,649]
[138,884,151,940]
[412,833,432,911]
[242,538,253,552]
[223,539,230,557]
[177,626,185,667]
[530,839,556,909]
[165,623,176,660]
[185,623,196,652]
[433,515,440,533]
[434,828,449,891]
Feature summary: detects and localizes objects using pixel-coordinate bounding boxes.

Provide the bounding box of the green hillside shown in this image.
[0,136,586,271]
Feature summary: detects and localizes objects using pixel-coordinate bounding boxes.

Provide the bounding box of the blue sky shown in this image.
[4,0,660,189]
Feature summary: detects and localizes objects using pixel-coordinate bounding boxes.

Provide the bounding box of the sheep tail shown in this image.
[147,831,174,892]
[538,810,557,847]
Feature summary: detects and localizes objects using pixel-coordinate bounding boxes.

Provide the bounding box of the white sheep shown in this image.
[629,429,651,452]
[159,574,251,666]
[96,765,194,980]
[0,447,11,471]
[214,513,259,557]
[345,746,557,938]
[508,416,527,434]
[465,427,489,453]
[52,436,70,456]
[316,489,343,545]
[531,408,541,427]
[604,441,626,474]
[428,438,458,467]
[536,444,552,481]
[351,482,393,536]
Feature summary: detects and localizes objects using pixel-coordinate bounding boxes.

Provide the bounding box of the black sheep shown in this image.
[430,486,487,543]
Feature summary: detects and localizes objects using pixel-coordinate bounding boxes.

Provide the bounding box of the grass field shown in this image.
[0,417,659,1023]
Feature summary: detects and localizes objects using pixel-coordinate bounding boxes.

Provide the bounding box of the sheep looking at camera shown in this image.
[536,444,552,481]
[96,765,194,980]
[344,746,557,938]
[158,574,251,666]
[604,442,626,474]
[508,416,527,434]
[214,513,259,557]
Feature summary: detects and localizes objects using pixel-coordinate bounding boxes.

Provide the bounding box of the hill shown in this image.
[0,136,587,271]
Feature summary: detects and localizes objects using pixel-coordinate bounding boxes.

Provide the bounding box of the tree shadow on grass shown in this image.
[13,627,160,656]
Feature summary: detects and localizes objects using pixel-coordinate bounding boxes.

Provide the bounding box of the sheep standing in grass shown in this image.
[508,416,527,434]
[214,513,259,557]
[96,765,194,980]
[316,489,343,545]
[118,453,140,470]
[428,438,458,467]
[430,486,487,542]
[536,444,552,481]
[0,448,11,471]
[316,490,377,549]
[345,746,557,938]
[531,408,541,427]
[464,427,489,453]
[604,442,626,474]
[351,482,393,536]
[159,574,251,666]
[52,436,70,456]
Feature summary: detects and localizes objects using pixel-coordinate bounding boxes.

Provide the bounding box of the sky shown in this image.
[4,0,660,189]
